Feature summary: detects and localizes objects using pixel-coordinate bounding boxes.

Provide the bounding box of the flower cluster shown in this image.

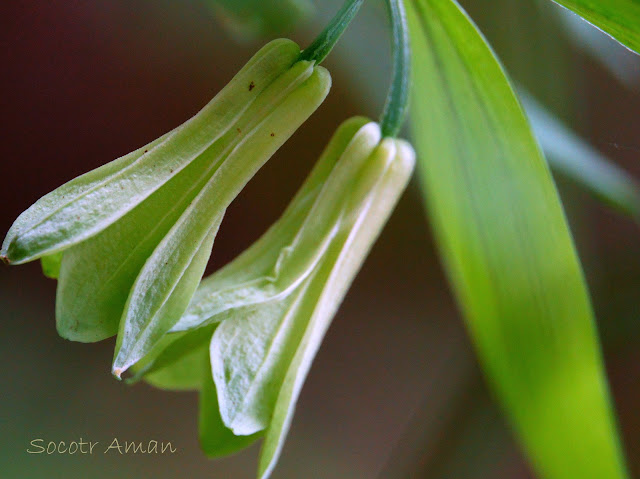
[2,38,414,479]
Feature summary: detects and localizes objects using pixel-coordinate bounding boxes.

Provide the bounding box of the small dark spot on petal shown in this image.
[237,128,241,133]
[144,149,148,153]
[170,169,174,173]
[270,133,275,137]
[249,81,255,91]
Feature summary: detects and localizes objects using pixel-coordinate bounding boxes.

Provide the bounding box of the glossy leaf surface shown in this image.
[407,0,629,478]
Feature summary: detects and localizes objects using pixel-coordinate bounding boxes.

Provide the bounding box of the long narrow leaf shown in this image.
[407,1,629,478]
[548,0,640,54]
[556,8,640,88]
[206,0,314,37]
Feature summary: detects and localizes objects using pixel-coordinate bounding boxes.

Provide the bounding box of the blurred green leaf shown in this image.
[522,92,640,218]
[548,0,640,54]
[204,0,314,38]
[407,0,629,478]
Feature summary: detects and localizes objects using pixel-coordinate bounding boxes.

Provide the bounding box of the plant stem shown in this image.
[300,0,364,64]
[380,0,411,138]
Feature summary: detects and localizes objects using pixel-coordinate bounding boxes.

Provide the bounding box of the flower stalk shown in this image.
[380,0,411,137]
[300,0,365,64]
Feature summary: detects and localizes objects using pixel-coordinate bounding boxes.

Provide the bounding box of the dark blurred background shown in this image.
[1,1,638,478]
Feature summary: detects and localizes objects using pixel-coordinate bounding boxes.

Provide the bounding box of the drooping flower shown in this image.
[1,39,332,377]
[132,117,415,478]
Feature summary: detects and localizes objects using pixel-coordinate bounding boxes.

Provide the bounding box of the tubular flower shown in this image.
[1,39,331,377]
[132,117,415,478]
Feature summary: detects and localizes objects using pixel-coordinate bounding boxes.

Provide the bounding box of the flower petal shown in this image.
[258,138,415,479]
[41,252,63,279]
[130,325,215,391]
[112,65,332,376]
[210,136,402,437]
[199,354,263,458]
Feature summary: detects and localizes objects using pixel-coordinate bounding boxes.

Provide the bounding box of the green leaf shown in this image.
[406,1,629,478]
[204,0,314,38]
[557,9,640,87]
[112,64,332,376]
[548,0,640,54]
[521,92,640,218]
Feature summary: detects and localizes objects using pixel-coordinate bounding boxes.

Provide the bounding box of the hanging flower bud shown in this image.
[1,39,331,379]
[133,117,415,478]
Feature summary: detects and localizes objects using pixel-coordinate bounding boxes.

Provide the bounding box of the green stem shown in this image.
[380,0,411,138]
[300,0,364,64]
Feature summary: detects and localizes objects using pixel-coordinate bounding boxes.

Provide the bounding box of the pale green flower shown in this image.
[132,117,415,478]
[1,39,331,377]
